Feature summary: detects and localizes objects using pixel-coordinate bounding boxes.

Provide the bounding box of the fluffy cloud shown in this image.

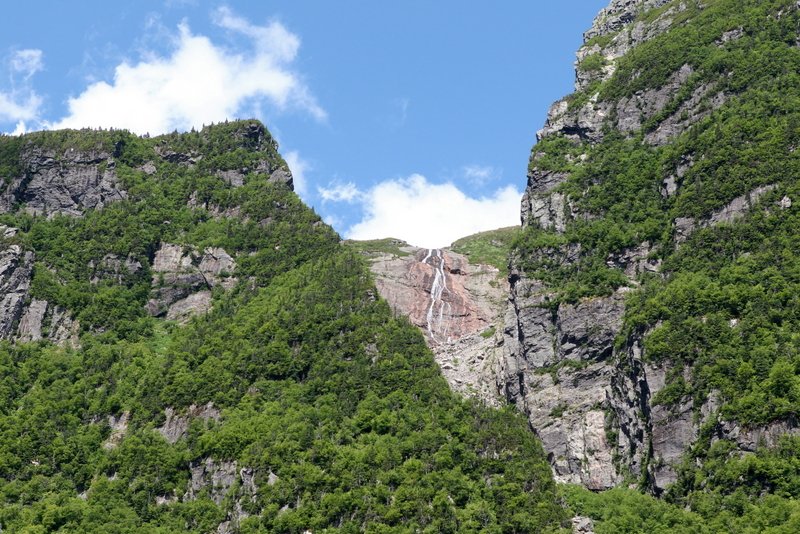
[318,181,361,203]
[342,174,521,248]
[0,92,41,123]
[0,49,44,129]
[51,9,324,134]
[463,164,499,185]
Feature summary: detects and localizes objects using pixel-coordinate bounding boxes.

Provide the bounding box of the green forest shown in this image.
[0,122,565,532]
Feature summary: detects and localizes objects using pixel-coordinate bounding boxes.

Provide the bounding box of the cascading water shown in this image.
[422,249,451,343]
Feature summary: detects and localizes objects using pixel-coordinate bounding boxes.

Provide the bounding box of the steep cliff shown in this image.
[350,232,514,406]
[505,0,800,497]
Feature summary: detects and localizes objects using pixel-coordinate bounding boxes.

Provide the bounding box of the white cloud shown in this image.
[10,121,28,136]
[343,174,521,248]
[323,214,342,228]
[318,181,361,203]
[1,49,44,129]
[0,92,41,123]
[51,10,324,134]
[284,150,309,199]
[11,49,43,79]
[463,164,499,185]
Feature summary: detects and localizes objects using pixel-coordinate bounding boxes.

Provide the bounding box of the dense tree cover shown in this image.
[566,437,800,532]
[511,0,800,526]
[0,123,564,532]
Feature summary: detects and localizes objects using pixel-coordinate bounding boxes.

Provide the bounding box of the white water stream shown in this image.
[422,249,451,343]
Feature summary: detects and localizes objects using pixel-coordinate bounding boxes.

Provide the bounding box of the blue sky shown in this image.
[1,1,608,248]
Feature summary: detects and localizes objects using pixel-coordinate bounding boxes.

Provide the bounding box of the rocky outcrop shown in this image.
[500,277,627,489]
[673,185,778,243]
[0,147,127,217]
[0,233,79,346]
[154,121,294,191]
[185,458,259,532]
[89,254,142,285]
[158,403,221,444]
[360,242,506,406]
[102,411,130,450]
[0,242,33,339]
[147,243,237,322]
[16,298,79,347]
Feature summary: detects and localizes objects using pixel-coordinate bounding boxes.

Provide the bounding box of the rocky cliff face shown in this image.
[505,0,800,493]
[357,241,507,406]
[0,122,293,345]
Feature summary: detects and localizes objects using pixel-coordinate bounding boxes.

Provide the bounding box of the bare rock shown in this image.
[361,244,507,405]
[148,242,237,321]
[675,185,777,244]
[103,411,129,450]
[158,403,221,444]
[573,516,596,534]
[607,241,661,282]
[269,168,294,188]
[521,170,571,230]
[716,419,800,453]
[166,291,213,323]
[89,253,142,285]
[17,299,48,342]
[708,185,777,226]
[1,147,127,217]
[500,279,627,488]
[138,161,157,175]
[216,170,245,187]
[0,245,33,339]
[17,297,79,347]
[186,458,238,505]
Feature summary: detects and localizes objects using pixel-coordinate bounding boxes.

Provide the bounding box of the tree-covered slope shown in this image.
[502,0,800,529]
[0,123,563,532]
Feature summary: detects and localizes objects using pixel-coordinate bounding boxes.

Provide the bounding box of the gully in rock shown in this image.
[422,249,451,344]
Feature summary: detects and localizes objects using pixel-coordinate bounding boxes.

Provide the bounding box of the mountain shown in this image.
[499,0,800,526]
[361,0,800,529]
[0,123,564,532]
[7,0,800,531]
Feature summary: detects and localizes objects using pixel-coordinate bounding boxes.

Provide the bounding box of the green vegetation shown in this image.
[450,226,520,274]
[563,484,800,533]
[343,237,412,258]
[0,123,565,532]
[511,0,800,526]
[577,53,607,73]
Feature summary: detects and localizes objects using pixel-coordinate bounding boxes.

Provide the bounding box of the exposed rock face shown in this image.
[158,403,221,444]
[148,243,237,322]
[186,458,239,504]
[507,0,784,494]
[16,298,79,347]
[0,234,79,346]
[500,278,627,489]
[89,254,142,285]
[0,243,33,339]
[0,147,127,217]
[673,184,778,243]
[185,458,259,533]
[362,243,506,406]
[103,411,130,450]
